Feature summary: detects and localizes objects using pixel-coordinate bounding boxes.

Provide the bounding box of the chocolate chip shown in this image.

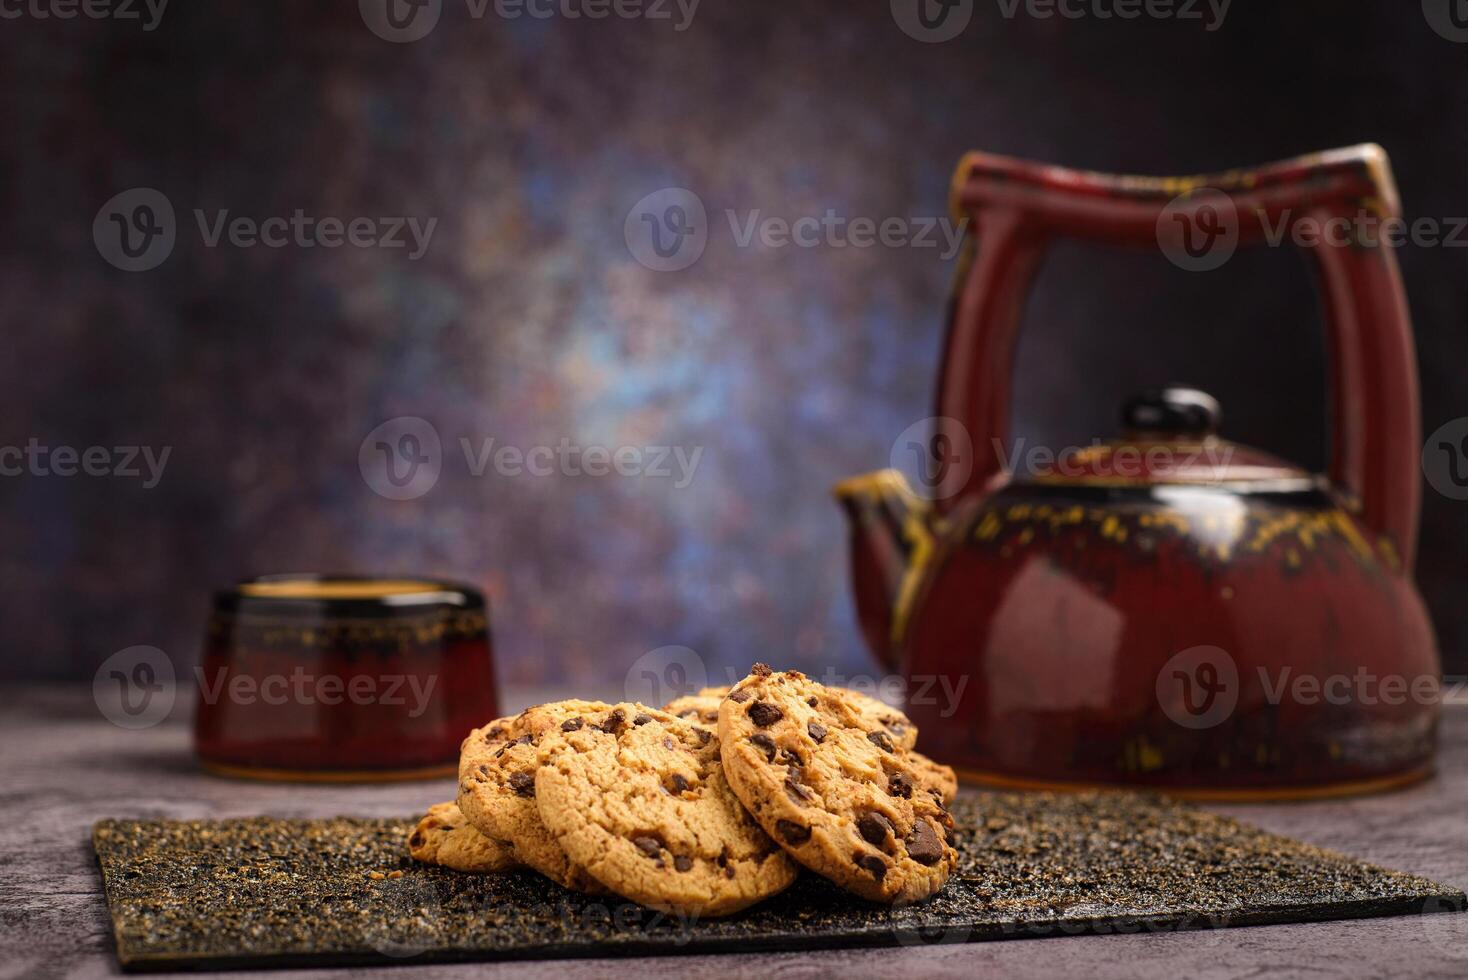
[509,771,535,797]
[493,733,532,758]
[674,855,693,872]
[807,696,818,707]
[857,812,894,846]
[856,853,888,881]
[663,736,676,750]
[485,726,504,741]
[669,774,690,793]
[750,733,776,760]
[776,819,811,844]
[729,689,751,703]
[560,717,583,732]
[888,771,914,798]
[633,713,653,726]
[906,819,945,865]
[784,775,814,803]
[601,709,626,734]
[807,721,826,743]
[678,709,698,719]
[632,836,662,859]
[752,662,773,677]
[408,833,424,848]
[748,701,784,727]
[778,748,803,768]
[724,865,735,878]
[867,731,894,753]
[694,728,712,746]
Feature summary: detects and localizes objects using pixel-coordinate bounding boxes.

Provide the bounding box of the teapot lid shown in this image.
[1022,386,1314,488]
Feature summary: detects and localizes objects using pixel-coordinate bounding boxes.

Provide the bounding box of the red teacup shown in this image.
[193,575,498,781]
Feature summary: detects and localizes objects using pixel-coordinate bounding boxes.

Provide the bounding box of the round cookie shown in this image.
[407,802,518,873]
[718,665,959,904]
[457,703,612,894]
[678,685,918,751]
[534,702,798,917]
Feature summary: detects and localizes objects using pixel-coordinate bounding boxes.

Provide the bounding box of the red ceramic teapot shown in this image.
[836,145,1440,799]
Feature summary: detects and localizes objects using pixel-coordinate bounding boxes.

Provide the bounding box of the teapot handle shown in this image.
[936,144,1422,569]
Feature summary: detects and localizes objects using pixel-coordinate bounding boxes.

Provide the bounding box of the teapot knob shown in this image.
[1122,386,1220,437]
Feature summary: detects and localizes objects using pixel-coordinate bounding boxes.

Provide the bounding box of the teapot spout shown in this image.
[833,469,933,672]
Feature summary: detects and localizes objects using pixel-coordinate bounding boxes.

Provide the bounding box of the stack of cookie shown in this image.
[407,664,959,916]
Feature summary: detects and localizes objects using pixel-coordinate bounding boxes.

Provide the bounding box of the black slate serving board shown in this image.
[94,791,1464,972]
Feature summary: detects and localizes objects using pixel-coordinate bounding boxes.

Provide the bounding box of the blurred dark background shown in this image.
[1,1,1465,687]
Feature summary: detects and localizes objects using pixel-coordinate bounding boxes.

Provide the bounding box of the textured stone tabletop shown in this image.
[5,686,1468,979]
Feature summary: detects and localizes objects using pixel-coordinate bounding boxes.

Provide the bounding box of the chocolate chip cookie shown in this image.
[718,665,959,904]
[407,802,519,873]
[534,702,798,917]
[456,702,611,894]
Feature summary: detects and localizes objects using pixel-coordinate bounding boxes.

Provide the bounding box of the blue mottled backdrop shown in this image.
[3,1,1468,686]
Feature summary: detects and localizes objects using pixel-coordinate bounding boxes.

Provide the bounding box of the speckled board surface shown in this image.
[94,792,1464,972]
